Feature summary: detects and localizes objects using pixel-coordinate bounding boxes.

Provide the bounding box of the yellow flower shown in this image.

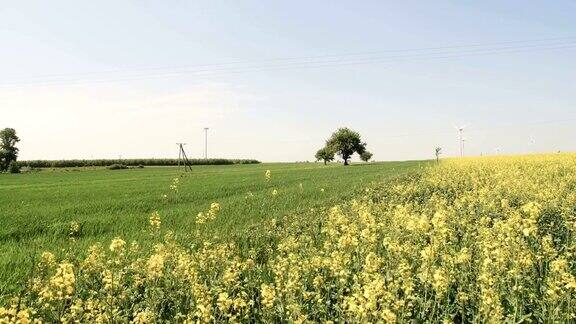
[170,177,180,192]
[0,306,32,324]
[40,251,56,268]
[146,253,165,279]
[39,261,76,301]
[196,202,221,224]
[102,269,114,291]
[69,221,80,237]
[109,237,126,253]
[196,212,207,225]
[132,309,155,323]
[260,284,276,309]
[217,292,233,311]
[210,202,220,213]
[432,268,449,295]
[149,211,161,230]
[265,170,271,181]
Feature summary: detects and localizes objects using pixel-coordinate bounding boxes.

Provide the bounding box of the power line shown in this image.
[5,36,575,81]
[2,37,576,88]
[4,43,575,88]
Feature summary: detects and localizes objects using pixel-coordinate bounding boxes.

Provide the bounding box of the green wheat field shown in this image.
[0,161,422,298]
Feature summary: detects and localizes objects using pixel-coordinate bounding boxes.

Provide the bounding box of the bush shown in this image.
[8,161,20,173]
[107,164,128,170]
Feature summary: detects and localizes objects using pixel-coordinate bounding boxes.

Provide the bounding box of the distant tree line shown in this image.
[19,158,260,168]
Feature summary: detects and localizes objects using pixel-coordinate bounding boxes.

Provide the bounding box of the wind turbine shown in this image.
[453,124,468,157]
[528,137,536,154]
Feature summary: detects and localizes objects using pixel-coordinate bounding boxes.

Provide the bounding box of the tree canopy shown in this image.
[315,147,335,165]
[360,151,373,162]
[324,127,367,165]
[0,128,20,172]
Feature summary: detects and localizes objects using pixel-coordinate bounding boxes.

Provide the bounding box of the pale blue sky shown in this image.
[1,1,575,161]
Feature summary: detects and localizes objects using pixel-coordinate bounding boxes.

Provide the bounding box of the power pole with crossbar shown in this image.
[176,143,192,172]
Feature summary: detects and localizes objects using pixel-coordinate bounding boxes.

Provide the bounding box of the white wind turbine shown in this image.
[453,124,468,157]
[528,137,536,153]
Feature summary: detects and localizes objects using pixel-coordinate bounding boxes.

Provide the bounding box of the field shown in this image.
[2,155,576,322]
[0,161,422,298]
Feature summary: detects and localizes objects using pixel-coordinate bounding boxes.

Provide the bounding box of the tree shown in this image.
[325,127,367,165]
[360,151,373,162]
[435,146,442,163]
[0,128,20,172]
[315,147,335,165]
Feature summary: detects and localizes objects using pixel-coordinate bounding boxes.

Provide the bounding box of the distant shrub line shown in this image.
[106,163,129,170]
[19,158,260,168]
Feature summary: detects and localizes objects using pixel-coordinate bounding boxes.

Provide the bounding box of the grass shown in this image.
[0,161,424,297]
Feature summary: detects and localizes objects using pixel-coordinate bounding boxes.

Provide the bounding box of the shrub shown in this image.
[8,161,20,173]
[107,164,128,170]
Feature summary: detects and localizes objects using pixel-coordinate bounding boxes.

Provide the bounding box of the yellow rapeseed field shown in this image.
[2,155,576,323]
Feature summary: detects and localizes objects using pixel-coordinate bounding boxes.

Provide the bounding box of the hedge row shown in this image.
[19,158,260,168]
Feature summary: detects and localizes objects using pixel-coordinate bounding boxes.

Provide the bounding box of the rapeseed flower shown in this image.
[5,154,576,323]
[149,211,161,230]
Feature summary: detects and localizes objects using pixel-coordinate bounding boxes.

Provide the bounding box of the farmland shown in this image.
[0,161,423,298]
[2,155,576,322]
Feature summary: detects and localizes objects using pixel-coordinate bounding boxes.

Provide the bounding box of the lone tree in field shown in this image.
[324,127,367,166]
[360,151,373,162]
[0,128,20,172]
[435,146,442,163]
[315,147,335,165]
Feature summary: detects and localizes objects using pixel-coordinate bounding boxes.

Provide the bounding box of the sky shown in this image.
[1,1,575,162]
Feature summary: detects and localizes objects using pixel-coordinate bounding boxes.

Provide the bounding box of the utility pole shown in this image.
[176,143,192,172]
[203,127,209,159]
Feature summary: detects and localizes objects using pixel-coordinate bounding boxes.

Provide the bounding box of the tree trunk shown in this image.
[344,159,349,166]
[324,160,327,165]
